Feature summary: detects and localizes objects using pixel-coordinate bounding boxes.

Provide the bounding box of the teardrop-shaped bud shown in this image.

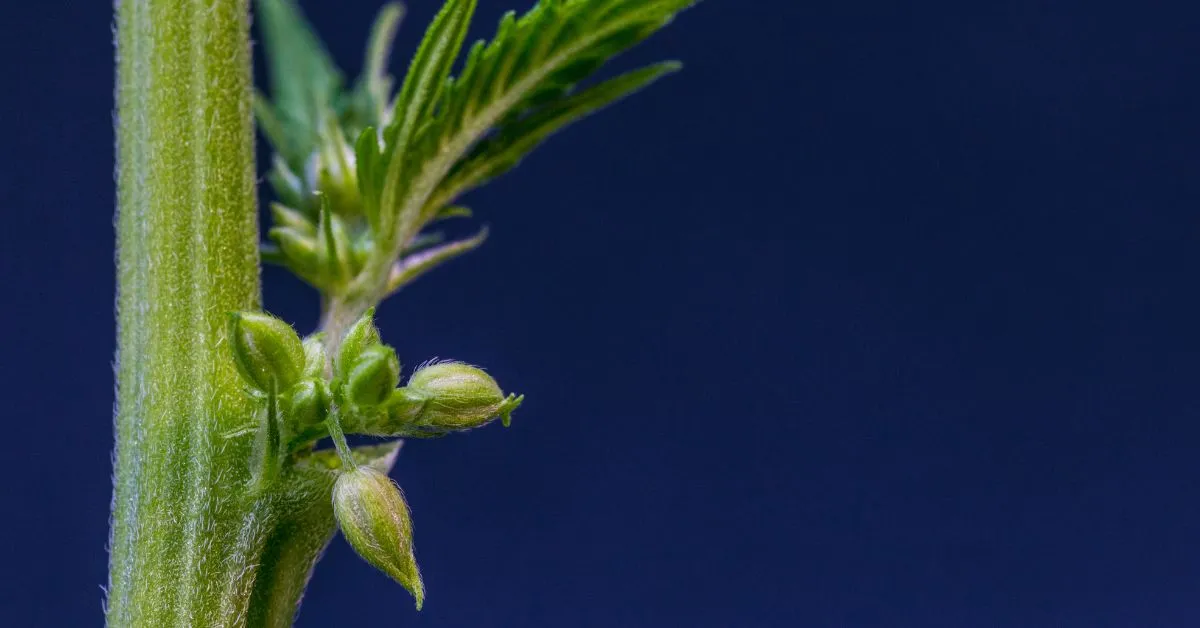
[407,362,523,430]
[287,378,330,428]
[267,155,306,209]
[317,203,355,285]
[337,308,381,379]
[228,312,304,392]
[270,202,316,235]
[270,226,320,275]
[347,345,401,407]
[316,136,361,217]
[333,467,424,609]
[301,334,328,379]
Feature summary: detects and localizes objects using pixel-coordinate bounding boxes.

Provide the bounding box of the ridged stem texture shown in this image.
[108,2,397,626]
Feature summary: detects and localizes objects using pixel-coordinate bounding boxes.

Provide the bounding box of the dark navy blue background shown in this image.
[4,1,1200,626]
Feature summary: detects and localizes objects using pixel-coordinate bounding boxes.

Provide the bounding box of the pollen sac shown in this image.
[309,133,362,218]
[336,308,382,380]
[287,378,330,428]
[270,226,321,276]
[407,362,524,430]
[333,467,424,609]
[301,334,329,379]
[346,345,401,408]
[228,312,305,393]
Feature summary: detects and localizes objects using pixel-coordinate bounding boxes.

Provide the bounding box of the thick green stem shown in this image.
[108,1,359,626]
[109,0,262,624]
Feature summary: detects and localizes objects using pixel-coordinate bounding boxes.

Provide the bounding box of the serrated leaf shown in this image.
[433,205,473,221]
[371,0,698,260]
[378,0,478,246]
[354,3,406,128]
[256,0,344,168]
[355,127,383,233]
[387,227,490,294]
[434,61,682,207]
[403,231,448,254]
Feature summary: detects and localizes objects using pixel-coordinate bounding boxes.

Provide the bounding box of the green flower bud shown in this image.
[337,308,381,379]
[270,202,315,235]
[301,334,328,379]
[267,156,306,209]
[270,226,320,275]
[228,312,304,392]
[347,345,401,407]
[314,140,361,217]
[286,378,329,428]
[317,206,355,285]
[407,362,524,430]
[267,156,307,208]
[333,467,424,609]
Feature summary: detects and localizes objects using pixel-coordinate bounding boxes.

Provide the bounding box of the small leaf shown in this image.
[387,227,489,294]
[378,0,477,243]
[256,0,344,168]
[355,127,383,233]
[432,205,473,222]
[403,231,448,255]
[357,3,406,126]
[437,62,683,205]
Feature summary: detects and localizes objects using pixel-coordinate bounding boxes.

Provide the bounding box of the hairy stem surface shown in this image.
[110,3,403,626]
[107,1,327,625]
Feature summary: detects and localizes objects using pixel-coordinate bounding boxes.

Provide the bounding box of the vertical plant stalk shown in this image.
[109,0,261,624]
[109,2,397,626]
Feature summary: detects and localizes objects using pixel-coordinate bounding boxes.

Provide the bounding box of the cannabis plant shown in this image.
[107,0,695,625]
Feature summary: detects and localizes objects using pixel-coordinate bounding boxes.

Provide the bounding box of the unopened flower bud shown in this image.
[301,334,328,379]
[314,140,361,216]
[270,227,320,275]
[228,312,304,392]
[333,467,424,609]
[270,202,315,235]
[337,308,381,379]
[408,362,523,430]
[267,156,306,209]
[317,207,355,284]
[304,129,360,217]
[287,378,329,428]
[347,345,401,407]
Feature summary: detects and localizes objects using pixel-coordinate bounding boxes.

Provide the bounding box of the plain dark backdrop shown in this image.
[4,0,1200,626]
